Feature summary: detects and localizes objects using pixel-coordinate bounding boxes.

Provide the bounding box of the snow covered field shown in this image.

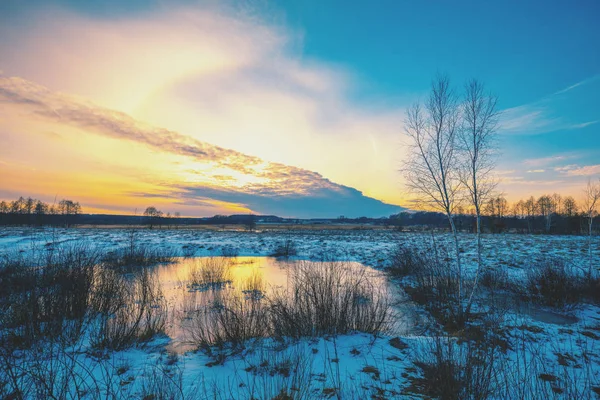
[1,226,599,398]
[2,226,598,271]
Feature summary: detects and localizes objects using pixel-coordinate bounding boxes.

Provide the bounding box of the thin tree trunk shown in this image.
[431,229,440,266]
[590,216,594,277]
[466,213,482,313]
[448,214,463,315]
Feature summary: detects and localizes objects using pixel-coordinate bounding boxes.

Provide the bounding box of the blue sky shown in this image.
[279,1,599,100]
[283,0,600,184]
[1,0,599,216]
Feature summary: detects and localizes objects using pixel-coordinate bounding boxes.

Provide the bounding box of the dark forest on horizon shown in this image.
[1,195,599,235]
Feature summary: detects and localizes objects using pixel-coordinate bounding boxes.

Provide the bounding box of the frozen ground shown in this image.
[1,226,598,273]
[1,226,599,398]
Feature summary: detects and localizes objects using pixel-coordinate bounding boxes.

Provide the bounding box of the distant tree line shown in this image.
[0,197,81,227]
[142,206,182,228]
[1,196,597,235]
[390,192,600,235]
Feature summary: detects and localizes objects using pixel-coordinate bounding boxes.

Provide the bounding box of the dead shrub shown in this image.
[184,290,269,353]
[90,267,167,350]
[409,334,500,400]
[271,240,298,258]
[102,245,175,272]
[525,258,580,308]
[0,245,99,348]
[392,246,463,329]
[269,261,390,338]
[187,257,232,290]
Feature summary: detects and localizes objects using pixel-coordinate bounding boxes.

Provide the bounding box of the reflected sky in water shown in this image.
[152,257,411,353]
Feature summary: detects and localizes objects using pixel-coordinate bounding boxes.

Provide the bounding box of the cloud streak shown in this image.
[499,74,600,135]
[0,3,409,211]
[565,165,600,177]
[553,74,600,95]
[0,75,401,217]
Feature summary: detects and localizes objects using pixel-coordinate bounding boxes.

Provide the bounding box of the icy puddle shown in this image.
[151,257,412,353]
[512,301,579,325]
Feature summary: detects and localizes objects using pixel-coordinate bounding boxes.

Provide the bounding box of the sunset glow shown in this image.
[1,0,599,217]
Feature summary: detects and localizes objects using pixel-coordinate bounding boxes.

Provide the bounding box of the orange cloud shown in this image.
[0,4,410,208]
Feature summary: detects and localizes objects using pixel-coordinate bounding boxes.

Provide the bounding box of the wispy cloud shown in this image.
[499,74,600,135]
[496,169,516,175]
[498,174,565,186]
[569,120,598,129]
[554,164,579,172]
[499,106,559,134]
[523,155,570,167]
[553,74,600,95]
[565,164,600,177]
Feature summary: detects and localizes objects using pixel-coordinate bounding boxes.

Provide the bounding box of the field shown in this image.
[1,226,599,399]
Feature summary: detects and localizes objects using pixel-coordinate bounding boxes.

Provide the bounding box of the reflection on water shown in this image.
[151,257,411,353]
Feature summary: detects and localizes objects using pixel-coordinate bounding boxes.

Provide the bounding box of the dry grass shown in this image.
[269,261,391,338]
[187,257,233,290]
[184,290,269,353]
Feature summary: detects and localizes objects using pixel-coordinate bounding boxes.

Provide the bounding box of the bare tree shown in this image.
[403,75,464,313]
[34,200,48,225]
[457,79,499,311]
[512,200,526,219]
[484,195,508,219]
[524,196,538,233]
[244,215,257,231]
[537,195,555,233]
[10,197,25,214]
[582,179,600,276]
[58,199,81,228]
[552,193,563,216]
[563,196,577,217]
[173,211,181,229]
[143,206,163,229]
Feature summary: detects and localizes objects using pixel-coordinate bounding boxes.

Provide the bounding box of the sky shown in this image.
[0,0,599,217]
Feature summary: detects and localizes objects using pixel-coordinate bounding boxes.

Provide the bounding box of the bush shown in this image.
[236,346,314,400]
[0,245,99,348]
[102,245,175,272]
[480,267,509,293]
[138,358,185,400]
[0,340,99,399]
[221,245,239,257]
[269,261,390,338]
[390,245,463,329]
[184,260,390,356]
[581,274,600,305]
[408,334,500,400]
[181,244,197,258]
[184,290,269,353]
[271,240,297,258]
[187,257,232,290]
[388,244,425,277]
[90,267,167,350]
[525,258,580,308]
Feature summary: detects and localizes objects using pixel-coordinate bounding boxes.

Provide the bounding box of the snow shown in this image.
[1,226,599,398]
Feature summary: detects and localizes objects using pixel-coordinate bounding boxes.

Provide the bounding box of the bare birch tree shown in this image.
[457,79,499,312]
[513,200,526,219]
[582,178,600,277]
[537,195,555,233]
[403,75,464,314]
[524,196,537,233]
[563,196,577,217]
